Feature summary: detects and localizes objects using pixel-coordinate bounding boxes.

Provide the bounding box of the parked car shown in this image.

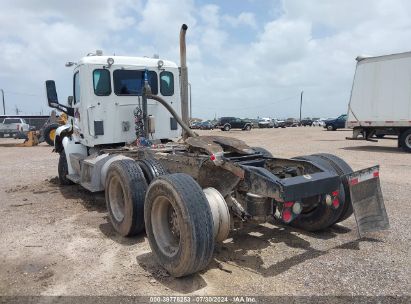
[189,122,202,129]
[273,119,286,128]
[0,117,30,138]
[258,118,274,128]
[285,118,299,127]
[216,117,252,131]
[301,118,314,126]
[199,121,214,130]
[312,119,325,127]
[324,114,347,131]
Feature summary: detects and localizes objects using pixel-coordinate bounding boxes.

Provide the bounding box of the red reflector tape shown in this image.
[350,178,359,186]
[373,171,379,178]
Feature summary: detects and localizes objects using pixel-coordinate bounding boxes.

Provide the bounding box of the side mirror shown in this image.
[45,80,74,117]
[67,96,73,106]
[45,80,59,107]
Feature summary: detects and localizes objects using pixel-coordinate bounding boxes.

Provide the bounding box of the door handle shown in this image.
[87,105,96,136]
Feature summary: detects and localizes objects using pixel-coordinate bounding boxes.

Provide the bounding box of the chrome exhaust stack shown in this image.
[179,24,189,138]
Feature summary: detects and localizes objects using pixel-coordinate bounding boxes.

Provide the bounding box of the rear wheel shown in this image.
[244,124,251,131]
[399,129,411,153]
[44,123,60,146]
[58,151,73,185]
[290,155,347,231]
[313,153,354,222]
[223,124,231,131]
[326,125,335,131]
[105,159,148,236]
[137,158,167,184]
[144,173,214,277]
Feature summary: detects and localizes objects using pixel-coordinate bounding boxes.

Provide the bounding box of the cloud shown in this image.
[1,0,411,118]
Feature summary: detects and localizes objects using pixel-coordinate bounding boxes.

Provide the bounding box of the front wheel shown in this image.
[144,173,215,277]
[223,124,231,131]
[326,125,335,131]
[58,151,73,185]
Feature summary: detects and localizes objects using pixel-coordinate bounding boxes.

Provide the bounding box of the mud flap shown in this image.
[346,165,389,237]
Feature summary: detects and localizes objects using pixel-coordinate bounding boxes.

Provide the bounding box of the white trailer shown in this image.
[346,51,411,152]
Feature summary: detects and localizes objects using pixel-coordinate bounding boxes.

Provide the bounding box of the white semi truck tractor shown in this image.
[45,24,389,277]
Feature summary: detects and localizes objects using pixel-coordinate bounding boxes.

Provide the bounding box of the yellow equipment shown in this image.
[0,131,39,147]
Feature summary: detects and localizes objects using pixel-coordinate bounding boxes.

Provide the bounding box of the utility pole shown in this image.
[299,90,304,125]
[1,89,5,115]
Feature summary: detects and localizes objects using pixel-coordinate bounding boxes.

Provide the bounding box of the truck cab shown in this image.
[47,53,182,148]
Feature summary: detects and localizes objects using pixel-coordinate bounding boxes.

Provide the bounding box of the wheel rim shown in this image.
[406,134,411,148]
[224,126,229,131]
[327,125,333,131]
[151,196,180,257]
[49,129,56,141]
[108,176,125,222]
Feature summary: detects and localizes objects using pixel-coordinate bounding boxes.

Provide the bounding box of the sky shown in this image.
[0,0,410,119]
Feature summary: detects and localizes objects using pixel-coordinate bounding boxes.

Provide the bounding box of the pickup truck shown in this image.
[258,118,274,128]
[0,118,30,138]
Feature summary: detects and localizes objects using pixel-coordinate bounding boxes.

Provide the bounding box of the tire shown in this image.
[137,158,167,184]
[252,146,273,158]
[326,125,335,131]
[244,124,251,131]
[105,159,148,236]
[44,123,60,146]
[399,129,411,153]
[313,153,354,222]
[223,124,231,131]
[58,151,74,185]
[376,134,385,139]
[290,155,347,231]
[144,173,215,277]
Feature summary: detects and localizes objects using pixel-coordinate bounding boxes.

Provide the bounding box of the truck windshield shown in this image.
[113,70,158,96]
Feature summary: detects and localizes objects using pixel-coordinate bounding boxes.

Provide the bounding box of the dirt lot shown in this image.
[0,127,410,297]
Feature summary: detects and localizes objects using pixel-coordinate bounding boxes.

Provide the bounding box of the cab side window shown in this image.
[93,69,111,96]
[74,72,80,104]
[160,71,174,96]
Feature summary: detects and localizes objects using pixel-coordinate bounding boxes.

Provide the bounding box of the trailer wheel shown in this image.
[252,147,273,158]
[399,129,411,153]
[58,151,73,185]
[105,159,148,236]
[144,173,214,277]
[44,123,60,146]
[313,153,354,223]
[137,158,168,184]
[290,155,346,231]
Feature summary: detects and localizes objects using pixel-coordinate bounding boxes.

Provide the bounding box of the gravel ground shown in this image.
[0,127,410,297]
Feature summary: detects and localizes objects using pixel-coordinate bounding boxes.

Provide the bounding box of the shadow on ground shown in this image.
[341,145,403,154]
[212,223,382,278]
[136,222,382,292]
[136,252,208,293]
[46,177,106,212]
